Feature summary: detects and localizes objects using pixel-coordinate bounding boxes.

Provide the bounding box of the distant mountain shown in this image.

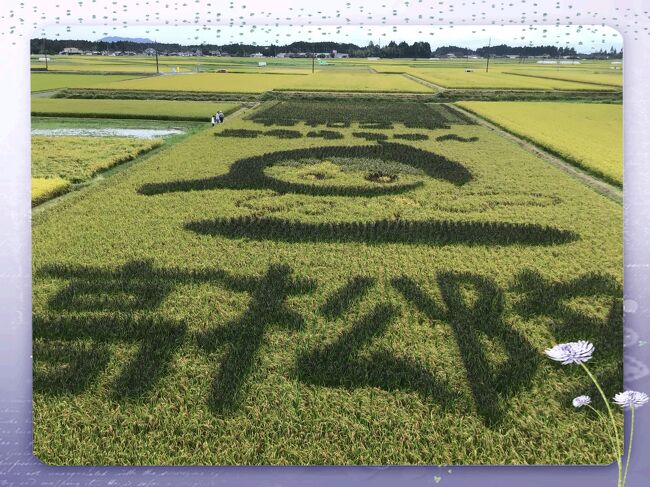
[99,36,154,44]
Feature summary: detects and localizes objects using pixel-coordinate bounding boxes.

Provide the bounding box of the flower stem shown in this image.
[580,363,622,486]
[587,404,619,459]
[622,406,635,487]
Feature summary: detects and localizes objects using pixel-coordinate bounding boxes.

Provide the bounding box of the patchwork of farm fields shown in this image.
[32,97,623,465]
[456,101,623,186]
[31,58,622,94]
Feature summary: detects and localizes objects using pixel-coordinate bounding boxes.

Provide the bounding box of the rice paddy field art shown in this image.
[26,22,626,468]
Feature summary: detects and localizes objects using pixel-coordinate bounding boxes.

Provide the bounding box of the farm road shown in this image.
[447,103,622,204]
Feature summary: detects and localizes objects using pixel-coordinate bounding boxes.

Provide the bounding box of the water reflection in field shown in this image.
[32,127,184,139]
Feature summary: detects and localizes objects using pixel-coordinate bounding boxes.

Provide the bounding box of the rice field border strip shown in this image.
[50,88,622,104]
[30,112,223,122]
[436,89,622,103]
[447,103,622,204]
[271,88,435,94]
[54,88,261,102]
[265,89,623,103]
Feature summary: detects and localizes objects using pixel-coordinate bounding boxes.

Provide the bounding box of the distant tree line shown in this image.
[476,44,579,58]
[30,38,622,59]
[349,41,433,58]
[436,44,621,59]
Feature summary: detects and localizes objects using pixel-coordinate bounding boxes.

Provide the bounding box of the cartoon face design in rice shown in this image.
[138,141,576,246]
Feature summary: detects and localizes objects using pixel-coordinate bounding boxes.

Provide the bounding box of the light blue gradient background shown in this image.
[1,0,649,485]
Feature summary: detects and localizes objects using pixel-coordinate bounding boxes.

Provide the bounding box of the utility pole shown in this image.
[42,38,48,71]
[155,40,160,74]
[485,37,491,73]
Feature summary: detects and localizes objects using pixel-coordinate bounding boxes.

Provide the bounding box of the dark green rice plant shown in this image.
[186,215,579,246]
[217,129,263,138]
[55,88,258,102]
[352,132,389,142]
[305,130,344,140]
[436,134,480,143]
[394,133,429,141]
[265,129,303,139]
[359,122,394,129]
[326,121,351,128]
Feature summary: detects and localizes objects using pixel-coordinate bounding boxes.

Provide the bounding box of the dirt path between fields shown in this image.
[227,102,259,119]
[401,72,446,92]
[447,103,622,204]
[31,90,60,98]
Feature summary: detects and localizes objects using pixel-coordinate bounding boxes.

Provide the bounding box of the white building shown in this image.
[59,47,83,55]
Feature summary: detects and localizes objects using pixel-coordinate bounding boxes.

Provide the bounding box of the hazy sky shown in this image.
[40,24,622,51]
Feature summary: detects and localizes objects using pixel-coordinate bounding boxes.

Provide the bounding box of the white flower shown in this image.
[572,395,592,408]
[613,391,649,409]
[544,341,595,365]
